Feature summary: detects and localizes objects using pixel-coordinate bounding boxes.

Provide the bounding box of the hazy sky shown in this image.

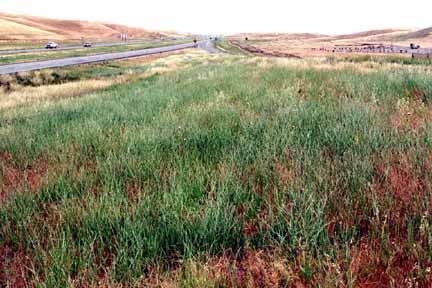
[2,0,431,35]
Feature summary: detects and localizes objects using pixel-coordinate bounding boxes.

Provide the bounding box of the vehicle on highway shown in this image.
[45,42,59,49]
[83,43,92,48]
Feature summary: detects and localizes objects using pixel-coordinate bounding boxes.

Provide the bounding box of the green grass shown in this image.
[0,40,190,65]
[335,54,432,65]
[1,55,432,286]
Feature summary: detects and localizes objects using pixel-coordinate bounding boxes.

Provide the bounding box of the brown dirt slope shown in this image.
[232,27,432,49]
[327,29,408,41]
[231,32,326,41]
[0,12,164,41]
[322,28,432,47]
[397,27,432,40]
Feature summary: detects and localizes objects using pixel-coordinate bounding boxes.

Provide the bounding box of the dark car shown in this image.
[83,43,92,48]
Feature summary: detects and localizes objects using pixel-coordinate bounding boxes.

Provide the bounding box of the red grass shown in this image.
[1,151,48,203]
[373,152,426,234]
[0,244,34,287]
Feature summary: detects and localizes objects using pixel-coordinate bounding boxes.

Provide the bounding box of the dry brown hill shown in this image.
[337,28,432,47]
[395,27,432,40]
[231,32,325,41]
[0,12,166,41]
[326,29,409,41]
[232,27,432,48]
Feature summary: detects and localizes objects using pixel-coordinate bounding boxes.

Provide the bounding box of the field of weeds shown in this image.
[1,50,432,287]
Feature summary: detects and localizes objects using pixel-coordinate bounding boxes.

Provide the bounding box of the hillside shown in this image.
[326,29,409,41]
[0,12,165,41]
[395,27,432,40]
[371,27,432,47]
[231,27,432,50]
[318,28,432,47]
[231,32,326,41]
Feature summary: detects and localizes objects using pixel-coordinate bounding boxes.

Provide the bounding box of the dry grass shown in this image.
[0,18,57,39]
[0,78,121,110]
[0,49,207,111]
[230,27,432,58]
[0,12,165,41]
[242,54,432,77]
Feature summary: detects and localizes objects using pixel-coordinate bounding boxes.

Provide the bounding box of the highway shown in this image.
[0,41,216,75]
[0,40,176,56]
[199,40,221,54]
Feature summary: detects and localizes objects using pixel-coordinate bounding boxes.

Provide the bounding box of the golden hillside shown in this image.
[231,27,432,49]
[0,12,165,41]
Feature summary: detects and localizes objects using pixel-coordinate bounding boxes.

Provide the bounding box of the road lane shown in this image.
[0,42,203,75]
[0,40,175,56]
[198,40,220,54]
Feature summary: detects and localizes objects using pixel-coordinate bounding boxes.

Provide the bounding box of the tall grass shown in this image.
[336,54,432,66]
[1,56,431,286]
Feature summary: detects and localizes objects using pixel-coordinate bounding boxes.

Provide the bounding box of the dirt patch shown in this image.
[230,41,301,59]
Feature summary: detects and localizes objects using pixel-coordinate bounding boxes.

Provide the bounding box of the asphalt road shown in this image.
[198,40,220,54]
[0,41,215,75]
[0,40,181,56]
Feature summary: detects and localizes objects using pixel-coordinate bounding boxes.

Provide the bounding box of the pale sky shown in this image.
[1,0,431,35]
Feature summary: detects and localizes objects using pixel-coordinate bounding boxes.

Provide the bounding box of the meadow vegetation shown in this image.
[1,49,432,287]
[335,55,432,66]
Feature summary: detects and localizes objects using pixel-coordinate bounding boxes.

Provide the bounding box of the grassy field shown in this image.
[1,48,432,287]
[0,40,189,65]
[335,54,432,66]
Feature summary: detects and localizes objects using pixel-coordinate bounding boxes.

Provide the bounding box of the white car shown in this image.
[45,42,59,49]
